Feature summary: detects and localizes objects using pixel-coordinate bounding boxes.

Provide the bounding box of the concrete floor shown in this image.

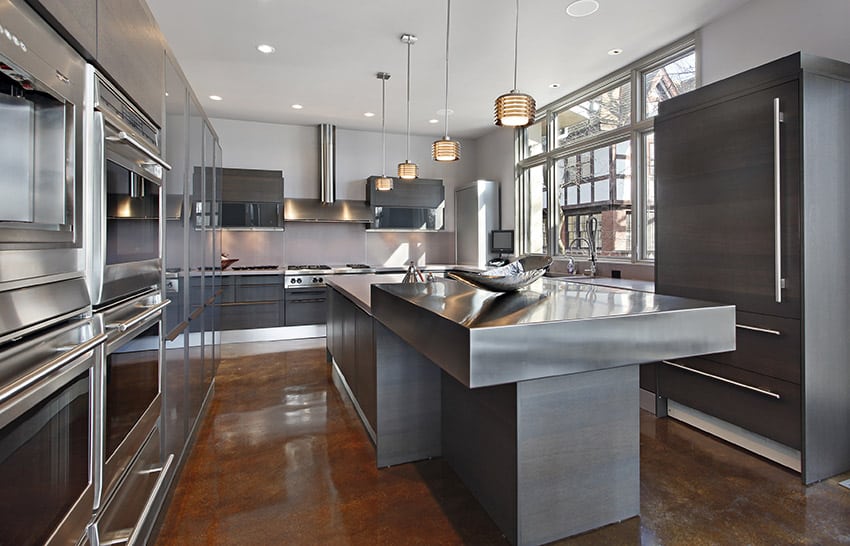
[153,339,850,545]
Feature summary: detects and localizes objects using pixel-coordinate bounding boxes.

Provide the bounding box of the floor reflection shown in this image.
[155,340,850,545]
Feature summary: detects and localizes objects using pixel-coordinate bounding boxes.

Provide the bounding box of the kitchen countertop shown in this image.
[329,275,734,388]
[546,273,655,293]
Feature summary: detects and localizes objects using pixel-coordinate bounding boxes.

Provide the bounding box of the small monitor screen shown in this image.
[491,230,514,253]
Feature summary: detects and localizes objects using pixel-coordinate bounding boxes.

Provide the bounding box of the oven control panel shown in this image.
[285,275,326,289]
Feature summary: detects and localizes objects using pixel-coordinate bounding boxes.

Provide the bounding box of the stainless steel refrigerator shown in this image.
[455,180,501,267]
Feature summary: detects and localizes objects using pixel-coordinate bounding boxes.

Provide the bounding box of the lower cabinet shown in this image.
[327,288,376,432]
[658,356,802,449]
[218,275,285,330]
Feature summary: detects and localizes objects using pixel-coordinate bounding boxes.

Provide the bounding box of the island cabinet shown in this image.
[655,52,850,483]
[327,287,376,433]
[326,274,734,545]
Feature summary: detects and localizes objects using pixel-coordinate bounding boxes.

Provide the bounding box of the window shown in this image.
[555,82,631,146]
[517,37,695,263]
[643,51,696,119]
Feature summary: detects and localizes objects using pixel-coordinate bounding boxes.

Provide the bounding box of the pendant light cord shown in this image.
[381,76,387,176]
[406,39,412,162]
[513,0,519,91]
[443,0,451,139]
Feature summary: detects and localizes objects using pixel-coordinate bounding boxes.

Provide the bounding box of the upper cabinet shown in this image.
[25,0,97,57]
[97,0,164,126]
[25,0,164,126]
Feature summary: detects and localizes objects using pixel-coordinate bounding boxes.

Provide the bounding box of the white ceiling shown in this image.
[147,0,750,139]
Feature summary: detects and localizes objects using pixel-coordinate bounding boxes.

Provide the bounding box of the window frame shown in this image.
[516,34,697,264]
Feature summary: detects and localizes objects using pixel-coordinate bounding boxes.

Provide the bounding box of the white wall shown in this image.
[699,0,850,84]
[211,118,478,265]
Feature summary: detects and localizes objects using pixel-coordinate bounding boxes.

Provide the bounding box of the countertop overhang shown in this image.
[328,275,735,388]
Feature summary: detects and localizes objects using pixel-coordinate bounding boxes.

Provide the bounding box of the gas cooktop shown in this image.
[287,264,331,271]
[231,265,280,271]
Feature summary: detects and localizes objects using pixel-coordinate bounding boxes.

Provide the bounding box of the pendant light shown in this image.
[398,34,419,179]
[375,72,393,192]
[494,0,536,127]
[432,0,460,162]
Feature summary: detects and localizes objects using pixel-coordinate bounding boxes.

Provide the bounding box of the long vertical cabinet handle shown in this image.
[773,97,783,303]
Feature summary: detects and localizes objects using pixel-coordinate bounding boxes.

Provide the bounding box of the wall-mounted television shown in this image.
[490,229,514,254]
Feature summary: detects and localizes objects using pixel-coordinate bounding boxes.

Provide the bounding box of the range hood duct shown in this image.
[320,123,335,204]
[283,123,372,223]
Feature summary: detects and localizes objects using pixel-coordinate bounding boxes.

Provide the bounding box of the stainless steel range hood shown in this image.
[284,198,372,223]
[283,124,372,223]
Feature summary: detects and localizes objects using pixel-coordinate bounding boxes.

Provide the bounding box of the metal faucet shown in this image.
[566,217,599,276]
[402,261,425,283]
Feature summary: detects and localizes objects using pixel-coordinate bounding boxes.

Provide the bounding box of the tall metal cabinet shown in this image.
[161,50,220,474]
[655,52,850,483]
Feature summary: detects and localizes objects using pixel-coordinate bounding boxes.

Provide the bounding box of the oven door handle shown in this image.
[106,301,170,333]
[0,332,107,407]
[105,130,172,171]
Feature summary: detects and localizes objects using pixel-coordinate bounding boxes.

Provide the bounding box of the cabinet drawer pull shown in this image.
[662,360,781,399]
[735,323,781,336]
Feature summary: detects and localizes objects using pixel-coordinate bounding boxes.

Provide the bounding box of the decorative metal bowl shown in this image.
[447,255,553,292]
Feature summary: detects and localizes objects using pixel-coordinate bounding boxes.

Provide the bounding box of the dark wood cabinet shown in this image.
[96,0,164,126]
[366,177,444,208]
[655,52,850,483]
[327,287,376,432]
[26,0,97,57]
[218,275,284,331]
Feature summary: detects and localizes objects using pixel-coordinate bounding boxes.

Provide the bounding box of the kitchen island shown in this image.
[326,275,735,545]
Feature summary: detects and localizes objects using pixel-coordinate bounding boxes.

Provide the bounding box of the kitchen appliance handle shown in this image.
[126,453,174,546]
[662,360,780,399]
[0,333,107,406]
[773,97,783,303]
[106,301,170,333]
[735,323,781,336]
[105,130,172,171]
[289,298,327,304]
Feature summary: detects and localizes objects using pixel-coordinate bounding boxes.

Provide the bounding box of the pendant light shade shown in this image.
[494,0,536,128]
[433,139,460,161]
[375,72,393,192]
[432,0,460,162]
[495,91,536,127]
[398,34,419,179]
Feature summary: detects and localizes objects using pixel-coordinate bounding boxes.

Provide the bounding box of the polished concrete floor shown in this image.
[154,339,850,545]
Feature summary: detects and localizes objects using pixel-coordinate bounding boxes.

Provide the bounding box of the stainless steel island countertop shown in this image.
[326,274,736,545]
[362,277,734,388]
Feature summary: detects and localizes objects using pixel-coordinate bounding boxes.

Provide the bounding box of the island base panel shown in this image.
[375,321,442,467]
[442,366,639,545]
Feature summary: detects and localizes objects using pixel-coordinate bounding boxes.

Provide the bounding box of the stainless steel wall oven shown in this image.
[94,291,167,509]
[0,0,90,342]
[84,65,170,308]
[0,317,106,546]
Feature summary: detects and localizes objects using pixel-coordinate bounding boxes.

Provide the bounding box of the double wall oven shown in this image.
[83,65,169,308]
[83,64,172,543]
[0,2,101,544]
[0,0,89,343]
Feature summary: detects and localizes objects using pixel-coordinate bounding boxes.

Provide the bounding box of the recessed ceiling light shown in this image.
[428,119,439,124]
[257,44,276,54]
[364,112,375,117]
[566,0,599,17]
[549,83,561,89]
[437,108,454,116]
[608,48,623,56]
[291,104,303,110]
[209,95,223,101]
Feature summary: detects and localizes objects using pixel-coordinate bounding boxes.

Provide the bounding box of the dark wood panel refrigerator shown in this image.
[655,52,850,483]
